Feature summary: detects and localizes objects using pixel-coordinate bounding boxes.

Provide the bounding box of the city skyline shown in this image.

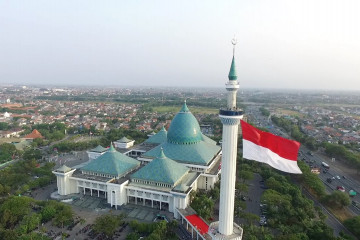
[0,0,359,90]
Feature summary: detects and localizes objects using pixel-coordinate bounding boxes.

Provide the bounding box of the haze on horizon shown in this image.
[0,0,359,91]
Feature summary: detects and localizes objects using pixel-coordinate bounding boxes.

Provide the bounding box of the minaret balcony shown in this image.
[219,108,243,116]
[225,82,240,90]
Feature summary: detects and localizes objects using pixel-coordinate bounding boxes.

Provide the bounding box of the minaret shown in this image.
[209,38,243,240]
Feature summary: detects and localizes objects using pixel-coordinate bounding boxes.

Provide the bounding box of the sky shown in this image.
[0,0,359,90]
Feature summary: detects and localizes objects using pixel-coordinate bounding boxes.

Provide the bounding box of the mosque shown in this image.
[54,39,243,239]
[53,101,222,219]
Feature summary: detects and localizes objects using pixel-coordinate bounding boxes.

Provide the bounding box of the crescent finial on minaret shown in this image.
[231,35,237,55]
[231,35,237,46]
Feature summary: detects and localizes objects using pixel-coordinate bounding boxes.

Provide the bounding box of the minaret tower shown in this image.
[209,38,243,240]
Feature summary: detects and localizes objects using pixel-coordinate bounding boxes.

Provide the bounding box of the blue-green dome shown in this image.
[167,102,203,144]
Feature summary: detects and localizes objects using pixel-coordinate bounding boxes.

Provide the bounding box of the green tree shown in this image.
[238,170,254,183]
[52,204,73,228]
[18,213,41,234]
[343,216,360,237]
[41,205,57,222]
[92,214,124,237]
[126,232,140,240]
[0,196,35,229]
[190,194,214,220]
[0,122,9,130]
[322,191,351,209]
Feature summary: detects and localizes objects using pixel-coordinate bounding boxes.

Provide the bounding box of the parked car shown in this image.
[259,219,267,226]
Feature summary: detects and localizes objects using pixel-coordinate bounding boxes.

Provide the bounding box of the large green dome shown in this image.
[167,102,203,144]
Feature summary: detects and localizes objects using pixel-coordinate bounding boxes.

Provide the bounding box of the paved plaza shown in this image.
[66,194,174,223]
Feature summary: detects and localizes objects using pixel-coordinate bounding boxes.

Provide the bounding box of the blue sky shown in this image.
[0,0,359,90]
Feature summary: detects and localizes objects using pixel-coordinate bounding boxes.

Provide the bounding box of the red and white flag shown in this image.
[241,120,302,174]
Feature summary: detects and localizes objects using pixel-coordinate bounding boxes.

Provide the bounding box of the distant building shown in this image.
[23,129,44,141]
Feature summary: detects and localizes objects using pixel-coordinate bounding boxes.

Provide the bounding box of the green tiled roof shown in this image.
[117,136,133,143]
[143,140,220,165]
[90,145,108,153]
[81,145,140,177]
[145,126,167,144]
[167,102,203,144]
[143,103,221,165]
[131,149,188,185]
[228,56,237,81]
[202,134,217,145]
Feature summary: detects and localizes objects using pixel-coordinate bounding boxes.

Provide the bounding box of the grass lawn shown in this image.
[153,106,218,114]
[329,207,354,222]
[276,108,305,118]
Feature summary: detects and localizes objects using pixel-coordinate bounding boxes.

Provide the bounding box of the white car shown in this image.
[336,176,341,180]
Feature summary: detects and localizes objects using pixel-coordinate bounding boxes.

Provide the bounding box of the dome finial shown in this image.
[159,147,166,158]
[180,101,190,113]
[109,142,116,152]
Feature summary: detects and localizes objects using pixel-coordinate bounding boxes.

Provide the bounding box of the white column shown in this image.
[110,191,113,207]
[227,89,237,109]
[218,117,240,235]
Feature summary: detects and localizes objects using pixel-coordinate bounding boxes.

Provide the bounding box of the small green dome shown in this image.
[167,102,203,144]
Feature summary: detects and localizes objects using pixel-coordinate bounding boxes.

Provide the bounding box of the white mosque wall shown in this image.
[53,170,76,195]
[107,181,128,208]
[68,178,78,194]
[86,151,105,161]
[114,140,135,149]
[197,174,217,190]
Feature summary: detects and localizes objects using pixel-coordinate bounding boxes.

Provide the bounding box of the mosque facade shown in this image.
[53,102,222,219]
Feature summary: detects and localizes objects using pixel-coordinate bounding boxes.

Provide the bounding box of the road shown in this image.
[247,105,360,212]
[246,104,359,237]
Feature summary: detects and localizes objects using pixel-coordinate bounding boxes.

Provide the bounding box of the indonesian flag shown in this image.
[241,120,302,174]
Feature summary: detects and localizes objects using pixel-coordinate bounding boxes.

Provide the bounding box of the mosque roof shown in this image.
[143,103,220,165]
[131,149,189,185]
[89,145,108,153]
[143,141,220,165]
[202,134,217,145]
[228,56,237,81]
[81,145,140,177]
[144,126,167,144]
[167,102,203,144]
[116,136,133,143]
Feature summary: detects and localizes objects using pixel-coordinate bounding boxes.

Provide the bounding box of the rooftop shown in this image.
[89,145,108,153]
[131,149,189,185]
[81,145,140,177]
[144,126,167,144]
